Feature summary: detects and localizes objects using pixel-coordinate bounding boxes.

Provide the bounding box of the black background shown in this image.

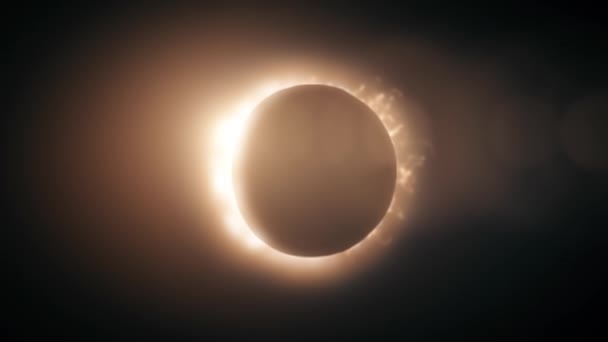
[7,3,608,340]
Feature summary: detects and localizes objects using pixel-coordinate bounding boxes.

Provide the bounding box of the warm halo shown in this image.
[209,74,419,280]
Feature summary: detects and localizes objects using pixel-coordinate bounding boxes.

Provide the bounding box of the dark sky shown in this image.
[7,3,608,341]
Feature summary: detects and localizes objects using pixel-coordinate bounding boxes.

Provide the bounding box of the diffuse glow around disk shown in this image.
[209,72,421,280]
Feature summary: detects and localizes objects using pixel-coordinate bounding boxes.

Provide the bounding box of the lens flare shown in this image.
[209,73,422,281]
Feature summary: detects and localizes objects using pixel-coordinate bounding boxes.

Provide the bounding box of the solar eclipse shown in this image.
[210,73,422,278]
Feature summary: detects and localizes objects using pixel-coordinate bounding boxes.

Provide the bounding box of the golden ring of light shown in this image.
[210,75,417,279]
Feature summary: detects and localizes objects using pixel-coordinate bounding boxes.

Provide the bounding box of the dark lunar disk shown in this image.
[233,85,397,256]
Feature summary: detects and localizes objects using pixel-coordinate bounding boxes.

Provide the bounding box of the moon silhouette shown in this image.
[233,85,397,256]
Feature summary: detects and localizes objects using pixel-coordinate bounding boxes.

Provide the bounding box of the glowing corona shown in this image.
[210,74,419,280]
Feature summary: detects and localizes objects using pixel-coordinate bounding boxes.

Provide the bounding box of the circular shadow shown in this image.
[233,85,397,256]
